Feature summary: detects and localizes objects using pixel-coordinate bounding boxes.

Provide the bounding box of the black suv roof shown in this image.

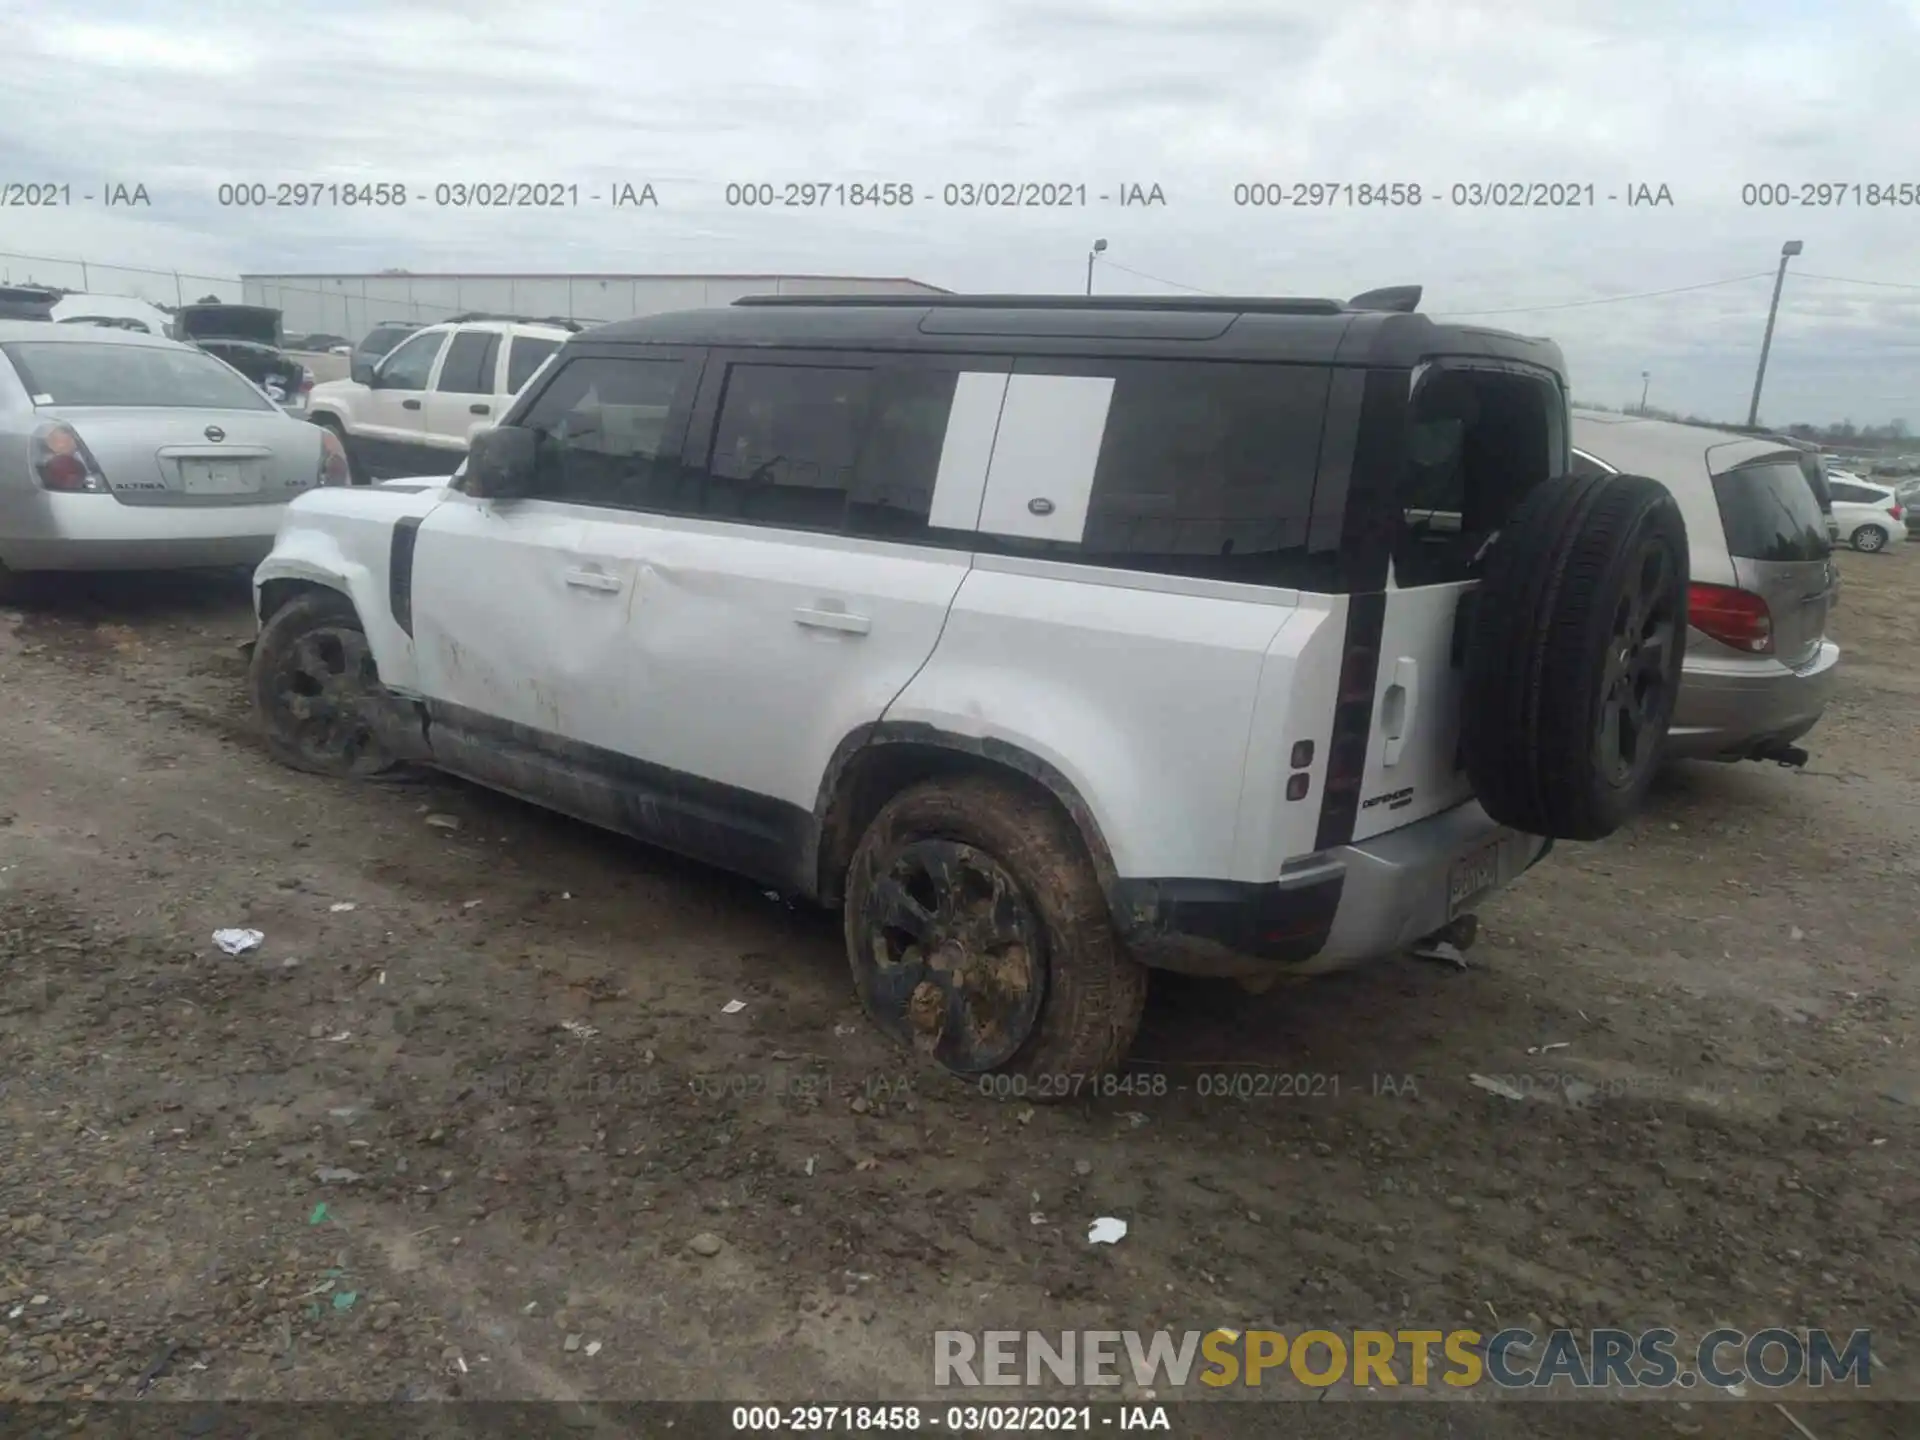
[586,289,1565,373]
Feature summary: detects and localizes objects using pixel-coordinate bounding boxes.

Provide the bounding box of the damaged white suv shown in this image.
[250,290,1688,1091]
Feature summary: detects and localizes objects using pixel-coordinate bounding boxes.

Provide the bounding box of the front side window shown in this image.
[361,325,416,358]
[377,330,445,390]
[695,364,874,531]
[514,355,694,507]
[2,341,273,410]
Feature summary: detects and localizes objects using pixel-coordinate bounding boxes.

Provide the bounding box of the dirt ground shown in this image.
[0,539,1915,1438]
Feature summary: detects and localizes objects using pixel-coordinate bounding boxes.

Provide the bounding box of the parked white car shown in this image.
[306,316,578,484]
[1826,472,1906,552]
[251,291,1688,1089]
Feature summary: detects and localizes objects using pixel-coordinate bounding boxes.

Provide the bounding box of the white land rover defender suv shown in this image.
[306,314,579,484]
[250,290,1689,1090]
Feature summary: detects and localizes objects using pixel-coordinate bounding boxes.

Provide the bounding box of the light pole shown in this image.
[1639,372,1650,413]
[1086,238,1107,295]
[1747,240,1803,428]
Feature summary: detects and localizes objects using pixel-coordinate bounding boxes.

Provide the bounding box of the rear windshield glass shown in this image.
[3,341,273,411]
[1710,458,1831,561]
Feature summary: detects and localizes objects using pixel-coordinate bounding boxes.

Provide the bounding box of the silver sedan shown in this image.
[0,321,348,574]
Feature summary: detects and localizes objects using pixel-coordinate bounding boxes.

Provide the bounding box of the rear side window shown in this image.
[507,337,563,393]
[514,354,697,507]
[1829,480,1883,504]
[1710,459,1831,561]
[434,331,499,394]
[974,359,1335,587]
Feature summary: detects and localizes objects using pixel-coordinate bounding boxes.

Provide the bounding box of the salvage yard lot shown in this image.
[1,544,1915,1436]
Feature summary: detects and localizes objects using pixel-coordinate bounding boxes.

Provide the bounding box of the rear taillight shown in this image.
[1892,502,1904,521]
[1689,583,1773,655]
[31,422,108,493]
[317,427,350,486]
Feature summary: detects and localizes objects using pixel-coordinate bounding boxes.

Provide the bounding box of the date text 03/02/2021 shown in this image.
[730,1405,1172,1433]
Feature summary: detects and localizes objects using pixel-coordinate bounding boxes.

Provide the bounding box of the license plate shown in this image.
[1447,841,1503,918]
[180,459,259,495]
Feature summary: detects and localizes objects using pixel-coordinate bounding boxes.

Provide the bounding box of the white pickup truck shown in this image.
[306,315,578,483]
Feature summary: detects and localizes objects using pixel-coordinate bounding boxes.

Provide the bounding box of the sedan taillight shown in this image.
[31,422,108,493]
[1689,583,1773,655]
[317,427,351,486]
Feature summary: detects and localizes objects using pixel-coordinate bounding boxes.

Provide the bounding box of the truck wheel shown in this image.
[1462,471,1689,842]
[250,590,397,778]
[843,775,1147,1096]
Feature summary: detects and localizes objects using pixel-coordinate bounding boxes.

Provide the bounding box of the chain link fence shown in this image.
[0,252,944,343]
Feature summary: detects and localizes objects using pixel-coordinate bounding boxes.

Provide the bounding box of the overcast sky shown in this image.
[4,0,1919,427]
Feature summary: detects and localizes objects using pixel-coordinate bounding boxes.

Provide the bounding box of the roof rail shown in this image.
[730,293,1353,316]
[441,311,589,331]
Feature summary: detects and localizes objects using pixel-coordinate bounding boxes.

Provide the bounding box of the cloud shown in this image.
[1,0,1915,423]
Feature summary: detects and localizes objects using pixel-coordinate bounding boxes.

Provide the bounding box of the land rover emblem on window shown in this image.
[1028,497,1055,516]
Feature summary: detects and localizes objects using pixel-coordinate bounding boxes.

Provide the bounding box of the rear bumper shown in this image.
[1666,641,1840,761]
[1109,800,1550,978]
[0,492,286,571]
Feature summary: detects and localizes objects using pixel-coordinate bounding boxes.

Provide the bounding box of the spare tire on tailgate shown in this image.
[1461,471,1688,841]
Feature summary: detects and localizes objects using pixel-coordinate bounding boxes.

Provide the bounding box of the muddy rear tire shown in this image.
[1462,471,1689,842]
[843,775,1147,1096]
[250,590,398,778]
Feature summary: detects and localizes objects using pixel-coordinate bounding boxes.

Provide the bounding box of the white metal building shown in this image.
[241,271,948,340]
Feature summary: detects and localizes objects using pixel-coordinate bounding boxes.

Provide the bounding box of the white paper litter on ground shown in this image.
[212,928,264,955]
[1469,1073,1529,1101]
[559,1019,599,1040]
[329,902,357,913]
[1087,1217,1128,1245]
[721,999,747,1014]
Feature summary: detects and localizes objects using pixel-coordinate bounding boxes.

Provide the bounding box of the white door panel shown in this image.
[610,517,969,809]
[974,374,1115,542]
[409,495,632,748]
[924,371,1009,530]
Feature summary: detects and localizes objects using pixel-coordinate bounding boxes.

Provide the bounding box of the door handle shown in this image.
[402,399,422,411]
[470,403,490,416]
[1381,656,1419,767]
[794,606,871,635]
[564,568,624,593]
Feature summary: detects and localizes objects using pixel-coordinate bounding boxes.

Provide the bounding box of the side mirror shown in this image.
[465,425,539,500]
[351,357,376,386]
